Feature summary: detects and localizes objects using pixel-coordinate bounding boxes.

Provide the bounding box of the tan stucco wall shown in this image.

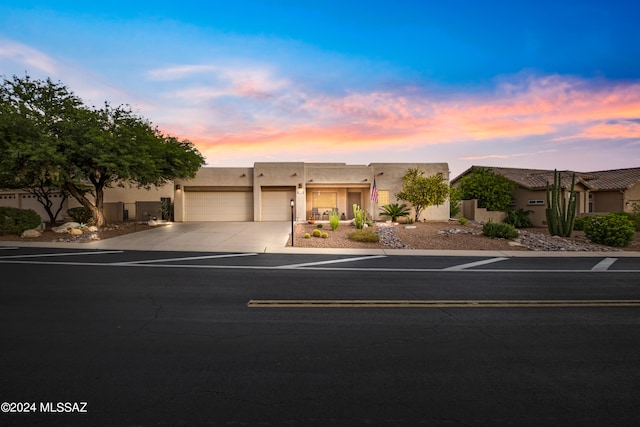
[624,182,640,212]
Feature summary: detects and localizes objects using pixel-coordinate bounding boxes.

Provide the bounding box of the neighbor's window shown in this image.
[312,192,337,208]
[378,190,390,205]
[527,200,545,205]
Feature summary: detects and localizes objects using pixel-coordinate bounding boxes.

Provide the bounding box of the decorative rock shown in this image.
[87,225,99,232]
[404,225,417,229]
[21,229,42,238]
[148,219,158,226]
[376,226,410,249]
[54,222,81,233]
[68,228,84,236]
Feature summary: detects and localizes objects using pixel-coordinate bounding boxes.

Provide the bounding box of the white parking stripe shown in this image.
[113,253,258,265]
[444,257,509,271]
[591,257,618,271]
[0,250,123,259]
[276,255,387,269]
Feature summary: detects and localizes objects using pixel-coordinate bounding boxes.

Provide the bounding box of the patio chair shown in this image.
[311,208,320,220]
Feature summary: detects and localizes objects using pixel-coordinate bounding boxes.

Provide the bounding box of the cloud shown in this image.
[0,39,58,74]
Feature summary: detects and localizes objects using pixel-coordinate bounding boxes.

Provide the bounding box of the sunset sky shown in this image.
[1,0,639,178]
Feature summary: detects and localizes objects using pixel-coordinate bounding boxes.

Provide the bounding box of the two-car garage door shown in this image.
[183,187,295,221]
[184,191,253,221]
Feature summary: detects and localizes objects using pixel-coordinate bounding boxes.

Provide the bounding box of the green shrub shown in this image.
[304,233,311,239]
[316,223,323,228]
[312,229,322,237]
[0,207,42,235]
[503,208,533,228]
[348,229,380,242]
[321,232,329,238]
[67,206,92,224]
[458,217,468,225]
[379,203,410,222]
[482,220,518,240]
[329,209,340,231]
[612,212,640,231]
[573,217,586,231]
[584,213,635,247]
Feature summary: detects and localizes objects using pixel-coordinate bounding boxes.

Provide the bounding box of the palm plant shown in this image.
[379,203,411,222]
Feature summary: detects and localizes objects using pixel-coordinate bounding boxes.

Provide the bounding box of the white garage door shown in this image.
[261,190,296,221]
[184,192,253,221]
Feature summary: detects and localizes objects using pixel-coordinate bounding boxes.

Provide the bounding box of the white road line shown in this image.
[0,250,123,259]
[591,257,618,271]
[276,255,387,269]
[0,259,638,273]
[444,257,509,271]
[113,253,258,265]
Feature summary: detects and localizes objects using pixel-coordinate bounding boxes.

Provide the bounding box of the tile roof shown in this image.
[453,166,640,191]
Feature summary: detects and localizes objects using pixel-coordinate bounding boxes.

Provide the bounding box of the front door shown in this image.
[347,192,361,219]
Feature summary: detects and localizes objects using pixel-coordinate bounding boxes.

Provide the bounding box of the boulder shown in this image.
[68,228,84,236]
[148,219,158,226]
[87,225,99,232]
[54,222,81,233]
[21,229,42,238]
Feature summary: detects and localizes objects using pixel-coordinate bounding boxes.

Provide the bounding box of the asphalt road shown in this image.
[1,248,640,426]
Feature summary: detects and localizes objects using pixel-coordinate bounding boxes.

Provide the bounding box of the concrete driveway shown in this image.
[90,221,293,253]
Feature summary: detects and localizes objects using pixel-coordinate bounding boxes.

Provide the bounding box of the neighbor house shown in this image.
[451,166,640,227]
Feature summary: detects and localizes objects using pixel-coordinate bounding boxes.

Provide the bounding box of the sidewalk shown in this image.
[1,221,639,257]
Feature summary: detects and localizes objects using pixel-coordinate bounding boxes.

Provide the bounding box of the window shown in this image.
[378,190,390,205]
[312,192,337,209]
[527,200,544,205]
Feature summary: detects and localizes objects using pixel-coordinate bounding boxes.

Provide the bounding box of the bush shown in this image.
[458,217,468,225]
[348,229,380,242]
[573,217,586,231]
[0,207,42,235]
[316,223,323,228]
[612,212,640,231]
[379,203,410,222]
[304,233,311,239]
[584,213,635,247]
[482,221,518,240]
[67,206,92,224]
[312,229,322,237]
[503,208,533,228]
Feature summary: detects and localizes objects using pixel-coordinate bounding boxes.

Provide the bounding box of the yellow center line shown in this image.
[247,299,640,308]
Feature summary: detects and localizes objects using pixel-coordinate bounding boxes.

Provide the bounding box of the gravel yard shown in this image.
[290,220,640,252]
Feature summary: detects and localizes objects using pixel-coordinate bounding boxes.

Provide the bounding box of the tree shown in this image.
[457,167,517,211]
[395,168,449,222]
[0,74,206,227]
[0,75,77,224]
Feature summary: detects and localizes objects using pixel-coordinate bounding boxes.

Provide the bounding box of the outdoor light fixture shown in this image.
[175,184,181,190]
[290,199,295,247]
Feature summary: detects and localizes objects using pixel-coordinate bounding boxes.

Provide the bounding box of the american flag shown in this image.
[370,177,378,203]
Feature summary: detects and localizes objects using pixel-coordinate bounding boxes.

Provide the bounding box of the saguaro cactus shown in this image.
[545,170,577,237]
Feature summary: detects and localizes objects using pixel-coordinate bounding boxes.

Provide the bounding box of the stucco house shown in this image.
[172,162,450,222]
[0,162,451,224]
[451,166,640,227]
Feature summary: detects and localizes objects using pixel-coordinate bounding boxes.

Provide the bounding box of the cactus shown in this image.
[353,204,367,229]
[545,170,577,237]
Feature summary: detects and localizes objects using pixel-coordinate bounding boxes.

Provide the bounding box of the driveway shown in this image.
[90,221,293,253]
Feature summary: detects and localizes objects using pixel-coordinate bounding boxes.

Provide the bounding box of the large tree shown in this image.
[0,75,76,224]
[0,74,205,227]
[395,168,449,222]
[457,167,517,211]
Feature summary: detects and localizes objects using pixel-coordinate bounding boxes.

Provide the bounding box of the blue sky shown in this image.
[1,0,639,177]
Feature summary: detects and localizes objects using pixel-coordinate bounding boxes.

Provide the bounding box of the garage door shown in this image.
[261,189,296,221]
[184,192,253,221]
